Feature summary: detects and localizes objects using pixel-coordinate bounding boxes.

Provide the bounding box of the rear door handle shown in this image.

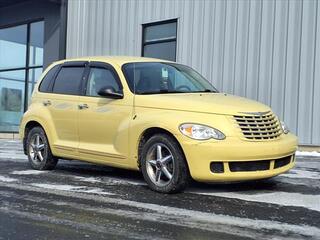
[78,103,89,110]
[43,100,51,106]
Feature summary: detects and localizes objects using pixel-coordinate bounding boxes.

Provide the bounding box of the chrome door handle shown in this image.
[78,103,89,110]
[43,100,51,106]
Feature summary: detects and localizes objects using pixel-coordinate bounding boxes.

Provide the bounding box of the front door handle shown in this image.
[78,103,89,110]
[43,100,51,106]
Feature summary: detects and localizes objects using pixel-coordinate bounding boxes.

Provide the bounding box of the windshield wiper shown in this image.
[189,89,217,93]
[137,90,187,95]
[137,89,218,95]
[202,89,213,92]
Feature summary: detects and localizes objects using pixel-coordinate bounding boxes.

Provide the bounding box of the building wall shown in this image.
[0,0,63,68]
[66,0,320,146]
[0,0,66,132]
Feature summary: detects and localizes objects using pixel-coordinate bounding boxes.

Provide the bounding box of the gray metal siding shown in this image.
[66,0,320,145]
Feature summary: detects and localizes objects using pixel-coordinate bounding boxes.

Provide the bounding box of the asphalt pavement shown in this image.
[0,139,319,240]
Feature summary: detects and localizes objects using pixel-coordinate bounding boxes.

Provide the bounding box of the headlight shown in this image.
[179,123,225,140]
[280,121,289,134]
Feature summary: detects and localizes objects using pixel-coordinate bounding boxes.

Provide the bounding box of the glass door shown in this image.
[0,21,44,132]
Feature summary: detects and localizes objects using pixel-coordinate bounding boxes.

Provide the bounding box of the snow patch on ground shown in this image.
[296,151,320,157]
[73,175,145,186]
[0,175,18,182]
[0,152,27,160]
[193,191,320,212]
[80,188,113,195]
[11,170,47,175]
[281,169,320,180]
[73,176,101,183]
[31,183,113,195]
[104,178,145,186]
[32,184,83,191]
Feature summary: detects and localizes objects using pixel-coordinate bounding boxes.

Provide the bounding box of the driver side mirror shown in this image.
[98,87,124,99]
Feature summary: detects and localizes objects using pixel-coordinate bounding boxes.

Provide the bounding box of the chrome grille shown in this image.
[233,112,282,140]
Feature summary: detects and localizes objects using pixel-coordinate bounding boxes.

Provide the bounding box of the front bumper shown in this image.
[177,133,298,182]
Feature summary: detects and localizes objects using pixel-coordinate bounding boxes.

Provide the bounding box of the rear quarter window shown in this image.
[39,65,59,92]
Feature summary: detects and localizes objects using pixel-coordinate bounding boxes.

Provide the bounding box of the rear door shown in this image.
[42,61,87,158]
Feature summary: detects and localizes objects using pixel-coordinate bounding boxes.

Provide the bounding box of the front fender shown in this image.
[128,107,231,168]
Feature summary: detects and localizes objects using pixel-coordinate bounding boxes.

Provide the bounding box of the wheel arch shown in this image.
[137,127,189,171]
[23,120,47,154]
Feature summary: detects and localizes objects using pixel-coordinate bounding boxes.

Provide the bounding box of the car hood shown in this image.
[134,93,271,115]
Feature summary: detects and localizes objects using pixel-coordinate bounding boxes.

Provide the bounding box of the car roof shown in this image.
[54,56,173,66]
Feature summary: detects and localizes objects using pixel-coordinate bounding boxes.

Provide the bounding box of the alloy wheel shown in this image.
[145,143,175,187]
[28,134,46,164]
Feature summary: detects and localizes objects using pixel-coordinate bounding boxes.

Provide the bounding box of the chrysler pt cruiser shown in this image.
[20,56,298,193]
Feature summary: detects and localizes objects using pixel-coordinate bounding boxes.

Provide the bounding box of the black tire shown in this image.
[26,126,58,170]
[140,134,190,193]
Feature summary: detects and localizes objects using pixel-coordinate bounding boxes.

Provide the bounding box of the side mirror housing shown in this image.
[98,87,124,99]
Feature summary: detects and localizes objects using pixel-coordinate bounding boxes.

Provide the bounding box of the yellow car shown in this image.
[20,56,298,193]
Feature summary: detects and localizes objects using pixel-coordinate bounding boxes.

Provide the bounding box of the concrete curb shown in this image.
[298,146,320,152]
[0,133,20,140]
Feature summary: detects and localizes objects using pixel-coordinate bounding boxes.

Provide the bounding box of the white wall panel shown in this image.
[245,0,262,100]
[297,0,318,144]
[234,0,250,97]
[313,0,320,144]
[222,0,237,94]
[66,0,320,146]
[270,0,289,120]
[212,0,227,91]
[258,0,275,106]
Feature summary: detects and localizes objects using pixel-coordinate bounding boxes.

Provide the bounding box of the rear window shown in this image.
[52,67,84,95]
[39,65,59,92]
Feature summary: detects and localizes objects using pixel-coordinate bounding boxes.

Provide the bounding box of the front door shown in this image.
[78,62,133,166]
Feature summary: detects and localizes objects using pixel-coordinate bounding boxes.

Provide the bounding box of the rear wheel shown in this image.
[140,134,189,193]
[26,127,58,170]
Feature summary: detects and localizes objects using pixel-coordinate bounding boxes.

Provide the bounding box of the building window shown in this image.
[142,19,177,61]
[0,21,44,132]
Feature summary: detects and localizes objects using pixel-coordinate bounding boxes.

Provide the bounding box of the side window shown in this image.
[39,65,59,92]
[52,67,84,95]
[86,67,121,97]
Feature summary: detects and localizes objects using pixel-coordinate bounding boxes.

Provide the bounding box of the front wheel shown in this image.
[26,127,58,170]
[140,134,190,193]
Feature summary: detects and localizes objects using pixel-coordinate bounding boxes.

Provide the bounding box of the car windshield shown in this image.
[122,62,218,94]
